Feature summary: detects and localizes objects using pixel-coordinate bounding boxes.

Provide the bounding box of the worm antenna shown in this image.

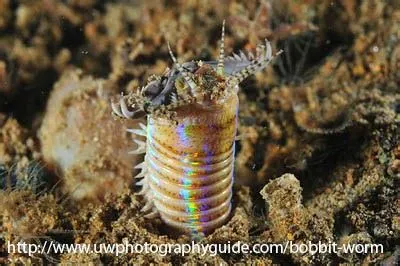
[217,20,226,76]
[227,40,283,85]
[167,42,198,92]
[111,101,123,117]
[111,93,145,119]
[119,97,135,118]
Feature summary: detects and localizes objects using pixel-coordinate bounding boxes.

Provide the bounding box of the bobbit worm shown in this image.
[111,21,282,235]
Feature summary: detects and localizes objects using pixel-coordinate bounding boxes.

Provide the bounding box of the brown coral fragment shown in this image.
[0,118,39,169]
[0,189,62,263]
[260,173,307,242]
[0,118,28,165]
[260,173,333,264]
[1,190,59,242]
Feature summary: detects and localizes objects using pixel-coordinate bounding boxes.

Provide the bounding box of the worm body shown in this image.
[112,22,281,235]
[145,94,238,234]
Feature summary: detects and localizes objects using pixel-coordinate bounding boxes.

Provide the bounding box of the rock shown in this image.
[39,69,142,201]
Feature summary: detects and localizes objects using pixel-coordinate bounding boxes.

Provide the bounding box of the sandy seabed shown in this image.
[0,0,399,264]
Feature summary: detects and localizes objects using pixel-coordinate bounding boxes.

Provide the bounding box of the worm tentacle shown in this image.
[216,20,226,76]
[167,42,198,93]
[226,41,282,86]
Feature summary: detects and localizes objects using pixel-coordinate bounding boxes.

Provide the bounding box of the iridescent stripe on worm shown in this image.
[111,21,282,236]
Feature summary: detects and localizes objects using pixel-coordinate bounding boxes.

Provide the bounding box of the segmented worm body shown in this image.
[112,22,281,235]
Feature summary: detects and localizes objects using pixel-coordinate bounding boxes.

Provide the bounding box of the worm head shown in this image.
[113,21,282,120]
[168,20,282,108]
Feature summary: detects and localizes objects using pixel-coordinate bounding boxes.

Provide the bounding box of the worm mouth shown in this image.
[111,61,237,121]
[111,28,280,122]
